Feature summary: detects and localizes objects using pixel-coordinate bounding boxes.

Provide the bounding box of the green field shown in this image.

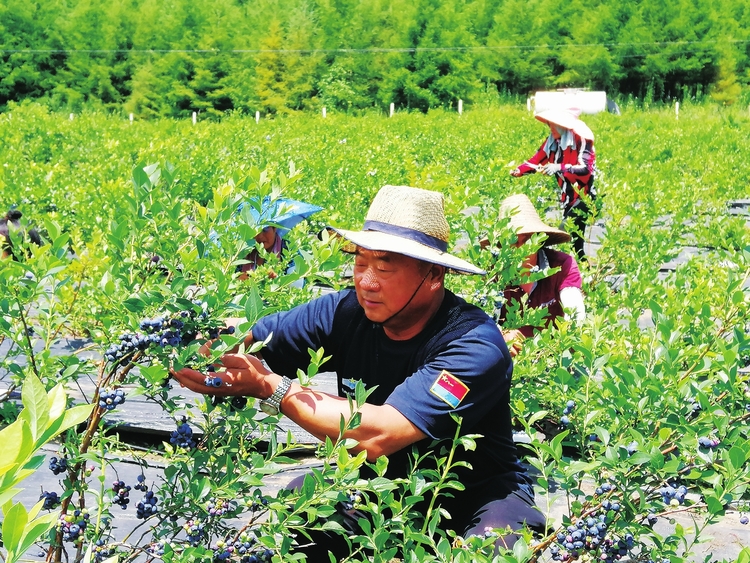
[1,101,749,562]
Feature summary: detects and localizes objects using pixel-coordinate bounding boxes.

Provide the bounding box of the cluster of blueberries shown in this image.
[93,539,116,563]
[207,498,232,517]
[104,312,198,365]
[594,482,615,496]
[212,534,274,563]
[103,303,234,369]
[136,490,159,519]
[111,480,131,509]
[560,400,575,426]
[43,457,72,520]
[658,483,688,506]
[205,374,225,388]
[184,520,207,546]
[549,482,629,562]
[238,549,275,563]
[340,490,364,512]
[134,473,149,492]
[697,436,721,449]
[98,388,126,411]
[57,509,90,543]
[246,494,269,513]
[40,490,61,510]
[49,456,68,475]
[599,535,636,562]
[169,417,197,449]
[550,514,616,561]
[148,539,168,557]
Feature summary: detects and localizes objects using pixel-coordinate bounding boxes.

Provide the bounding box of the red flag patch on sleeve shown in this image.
[429,370,469,409]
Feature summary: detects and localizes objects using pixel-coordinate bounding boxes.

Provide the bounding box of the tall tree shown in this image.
[0,0,64,108]
[51,0,135,109]
[486,0,559,94]
[555,0,622,92]
[410,0,485,108]
[254,20,290,113]
[284,1,325,111]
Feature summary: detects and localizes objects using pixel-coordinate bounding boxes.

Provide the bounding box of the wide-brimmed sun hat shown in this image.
[237,196,323,237]
[499,194,571,246]
[535,108,594,141]
[333,185,485,275]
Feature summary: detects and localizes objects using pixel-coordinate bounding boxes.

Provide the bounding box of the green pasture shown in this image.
[0,101,749,562]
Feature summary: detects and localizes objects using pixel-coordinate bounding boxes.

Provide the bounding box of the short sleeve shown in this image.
[556,252,582,291]
[385,319,512,440]
[251,291,345,377]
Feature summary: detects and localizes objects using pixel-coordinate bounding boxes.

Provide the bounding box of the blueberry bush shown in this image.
[0,102,749,563]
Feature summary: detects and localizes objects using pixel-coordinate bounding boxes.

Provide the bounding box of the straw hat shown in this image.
[499,194,571,246]
[535,108,594,141]
[333,185,485,275]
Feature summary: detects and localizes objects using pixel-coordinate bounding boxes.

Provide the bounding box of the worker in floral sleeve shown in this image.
[510,108,596,261]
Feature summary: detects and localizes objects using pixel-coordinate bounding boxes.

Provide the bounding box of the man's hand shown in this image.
[501,328,525,358]
[171,354,275,398]
[541,163,562,175]
[509,167,522,177]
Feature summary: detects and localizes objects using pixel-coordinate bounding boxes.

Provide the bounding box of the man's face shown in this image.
[254,226,277,251]
[511,233,531,248]
[353,248,438,327]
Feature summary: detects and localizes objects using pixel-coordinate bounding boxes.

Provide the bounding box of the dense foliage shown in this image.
[1,0,750,115]
[0,102,749,563]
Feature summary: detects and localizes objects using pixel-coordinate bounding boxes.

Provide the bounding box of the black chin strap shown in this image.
[375,268,433,328]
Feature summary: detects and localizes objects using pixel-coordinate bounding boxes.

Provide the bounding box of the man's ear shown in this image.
[429,264,446,288]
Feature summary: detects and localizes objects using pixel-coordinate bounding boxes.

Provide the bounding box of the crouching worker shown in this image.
[495,194,586,357]
[1,208,42,260]
[173,185,545,559]
[238,225,287,280]
[237,197,322,281]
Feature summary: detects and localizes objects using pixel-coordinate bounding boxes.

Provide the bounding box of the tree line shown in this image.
[1,0,748,117]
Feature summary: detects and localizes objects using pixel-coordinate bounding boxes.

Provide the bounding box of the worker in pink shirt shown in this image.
[495,194,586,357]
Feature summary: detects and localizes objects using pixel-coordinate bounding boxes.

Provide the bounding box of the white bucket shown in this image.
[533,90,608,115]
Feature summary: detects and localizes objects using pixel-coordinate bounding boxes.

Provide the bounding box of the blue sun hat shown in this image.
[237,197,323,237]
[208,197,323,251]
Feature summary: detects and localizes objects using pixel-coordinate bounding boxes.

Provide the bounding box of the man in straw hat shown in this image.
[173,185,544,558]
[510,107,597,261]
[495,194,586,357]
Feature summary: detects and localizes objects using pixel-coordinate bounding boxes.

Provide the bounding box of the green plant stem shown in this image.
[14,289,39,378]
[47,271,83,343]
[420,422,463,536]
[50,358,139,563]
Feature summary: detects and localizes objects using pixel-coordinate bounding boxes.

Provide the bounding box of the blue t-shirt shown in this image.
[252,289,531,512]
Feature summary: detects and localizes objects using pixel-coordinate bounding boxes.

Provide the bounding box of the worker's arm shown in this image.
[172,348,427,462]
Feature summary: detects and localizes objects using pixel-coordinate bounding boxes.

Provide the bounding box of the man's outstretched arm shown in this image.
[172,348,427,462]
